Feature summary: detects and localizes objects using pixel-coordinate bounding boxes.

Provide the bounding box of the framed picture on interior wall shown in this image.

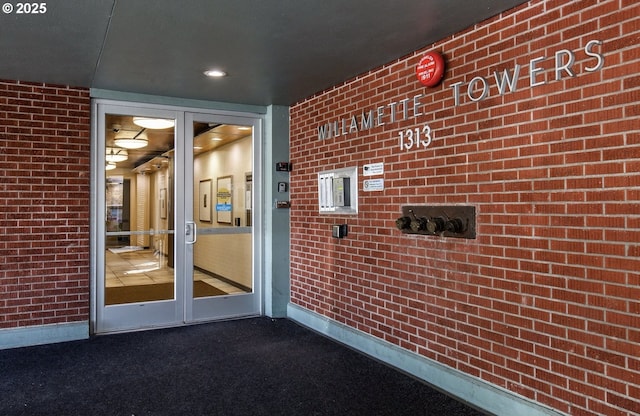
[199,179,212,222]
[216,175,233,224]
[159,188,167,219]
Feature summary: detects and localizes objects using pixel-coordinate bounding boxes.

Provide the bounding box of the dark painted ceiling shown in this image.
[0,0,527,106]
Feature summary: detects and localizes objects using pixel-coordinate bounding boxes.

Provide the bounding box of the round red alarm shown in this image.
[416,51,445,87]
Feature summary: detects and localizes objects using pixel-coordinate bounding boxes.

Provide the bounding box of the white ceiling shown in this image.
[0,0,527,106]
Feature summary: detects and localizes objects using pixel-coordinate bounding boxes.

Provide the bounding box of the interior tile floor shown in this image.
[105,247,246,295]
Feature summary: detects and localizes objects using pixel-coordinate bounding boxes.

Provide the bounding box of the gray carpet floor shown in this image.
[0,318,487,415]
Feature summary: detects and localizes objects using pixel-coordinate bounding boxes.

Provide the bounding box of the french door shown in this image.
[93,100,262,334]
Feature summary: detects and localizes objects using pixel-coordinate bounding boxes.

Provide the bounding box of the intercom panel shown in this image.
[332,177,350,207]
[318,167,358,214]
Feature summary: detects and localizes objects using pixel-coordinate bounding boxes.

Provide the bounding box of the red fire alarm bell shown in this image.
[416,51,445,87]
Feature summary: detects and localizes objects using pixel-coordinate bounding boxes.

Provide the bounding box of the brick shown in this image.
[0,80,90,329]
[289,2,639,416]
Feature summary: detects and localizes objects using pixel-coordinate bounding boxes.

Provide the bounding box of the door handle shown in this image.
[185,221,197,245]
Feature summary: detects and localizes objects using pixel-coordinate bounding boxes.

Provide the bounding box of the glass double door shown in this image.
[94,101,261,333]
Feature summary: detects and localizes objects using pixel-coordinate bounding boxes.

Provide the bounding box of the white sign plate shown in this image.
[363,162,384,176]
[363,178,384,191]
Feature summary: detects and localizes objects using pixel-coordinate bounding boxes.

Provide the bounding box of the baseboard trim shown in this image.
[287,303,563,416]
[0,321,89,350]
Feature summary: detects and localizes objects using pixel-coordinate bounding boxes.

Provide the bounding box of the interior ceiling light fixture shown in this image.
[132,117,175,129]
[106,162,116,171]
[114,131,148,149]
[105,147,128,163]
[204,69,227,78]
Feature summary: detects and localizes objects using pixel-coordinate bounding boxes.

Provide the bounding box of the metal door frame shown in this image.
[90,99,263,334]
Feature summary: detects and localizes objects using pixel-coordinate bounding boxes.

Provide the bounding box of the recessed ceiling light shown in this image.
[204,69,227,78]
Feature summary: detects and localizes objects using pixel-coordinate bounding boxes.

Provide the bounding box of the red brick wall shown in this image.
[0,80,91,328]
[290,1,640,415]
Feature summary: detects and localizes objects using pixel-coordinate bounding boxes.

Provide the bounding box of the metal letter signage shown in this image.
[315,39,605,154]
[450,40,604,106]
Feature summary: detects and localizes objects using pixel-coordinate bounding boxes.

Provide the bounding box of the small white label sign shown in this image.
[363,162,384,176]
[363,178,384,191]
